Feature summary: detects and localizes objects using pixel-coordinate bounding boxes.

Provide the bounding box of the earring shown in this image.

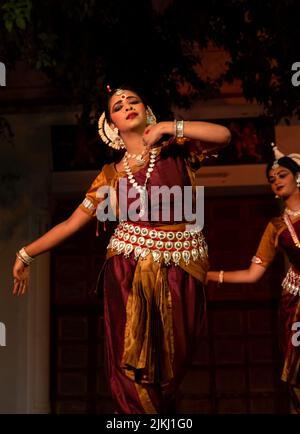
[110,124,125,149]
[98,112,125,150]
[146,106,157,126]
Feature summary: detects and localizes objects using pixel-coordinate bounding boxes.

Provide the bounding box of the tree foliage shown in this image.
[0,0,300,123]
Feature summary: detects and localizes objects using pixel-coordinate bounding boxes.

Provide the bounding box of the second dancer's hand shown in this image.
[12,257,30,296]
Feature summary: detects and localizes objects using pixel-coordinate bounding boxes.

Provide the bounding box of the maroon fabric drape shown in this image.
[98,147,207,413]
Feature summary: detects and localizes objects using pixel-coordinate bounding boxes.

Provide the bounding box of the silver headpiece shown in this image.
[271,142,300,170]
[271,143,283,169]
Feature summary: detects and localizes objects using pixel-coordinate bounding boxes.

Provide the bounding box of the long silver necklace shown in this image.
[123,148,157,217]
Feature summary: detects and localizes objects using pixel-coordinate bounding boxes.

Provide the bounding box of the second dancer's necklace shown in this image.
[123,148,157,217]
[283,212,300,248]
[285,207,300,218]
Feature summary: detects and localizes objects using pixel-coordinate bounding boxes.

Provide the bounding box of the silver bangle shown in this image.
[174,120,184,138]
[16,247,34,266]
[218,270,224,286]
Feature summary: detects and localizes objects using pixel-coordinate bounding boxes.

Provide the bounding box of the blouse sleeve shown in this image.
[181,139,206,173]
[79,169,108,218]
[252,221,277,268]
[163,137,206,172]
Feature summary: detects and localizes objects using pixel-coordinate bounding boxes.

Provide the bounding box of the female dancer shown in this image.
[12,85,230,413]
[207,145,300,413]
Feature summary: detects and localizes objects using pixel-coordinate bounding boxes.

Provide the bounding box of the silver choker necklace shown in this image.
[285,207,300,217]
[125,150,148,166]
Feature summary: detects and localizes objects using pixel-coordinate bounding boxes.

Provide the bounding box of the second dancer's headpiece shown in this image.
[271,142,300,170]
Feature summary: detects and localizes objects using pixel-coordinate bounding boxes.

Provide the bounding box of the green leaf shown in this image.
[5,20,13,32]
[16,17,26,29]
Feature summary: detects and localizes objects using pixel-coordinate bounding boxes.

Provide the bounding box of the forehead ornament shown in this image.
[114,88,126,99]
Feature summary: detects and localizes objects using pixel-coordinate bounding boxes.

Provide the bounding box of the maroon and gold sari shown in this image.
[80,141,208,413]
[254,217,300,412]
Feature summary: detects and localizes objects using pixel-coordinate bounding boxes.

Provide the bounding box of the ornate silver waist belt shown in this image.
[282,267,300,296]
[107,221,208,266]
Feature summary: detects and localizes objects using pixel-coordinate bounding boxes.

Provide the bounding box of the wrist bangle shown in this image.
[174,120,184,138]
[16,247,34,266]
[218,270,224,286]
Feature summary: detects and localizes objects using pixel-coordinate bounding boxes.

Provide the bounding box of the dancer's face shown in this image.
[268,165,299,198]
[109,90,147,133]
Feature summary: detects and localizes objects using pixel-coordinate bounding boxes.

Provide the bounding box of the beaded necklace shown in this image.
[285,207,300,218]
[283,211,300,248]
[125,150,148,166]
[123,148,157,217]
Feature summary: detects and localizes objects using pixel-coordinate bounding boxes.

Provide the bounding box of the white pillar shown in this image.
[16,211,51,413]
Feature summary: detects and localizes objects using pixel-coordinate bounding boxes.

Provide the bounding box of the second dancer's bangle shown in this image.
[218,270,224,286]
[16,247,34,266]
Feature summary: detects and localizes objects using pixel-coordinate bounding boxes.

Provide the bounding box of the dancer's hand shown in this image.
[142,122,170,148]
[12,257,30,296]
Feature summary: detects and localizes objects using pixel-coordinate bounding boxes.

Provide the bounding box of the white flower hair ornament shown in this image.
[98,112,125,150]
